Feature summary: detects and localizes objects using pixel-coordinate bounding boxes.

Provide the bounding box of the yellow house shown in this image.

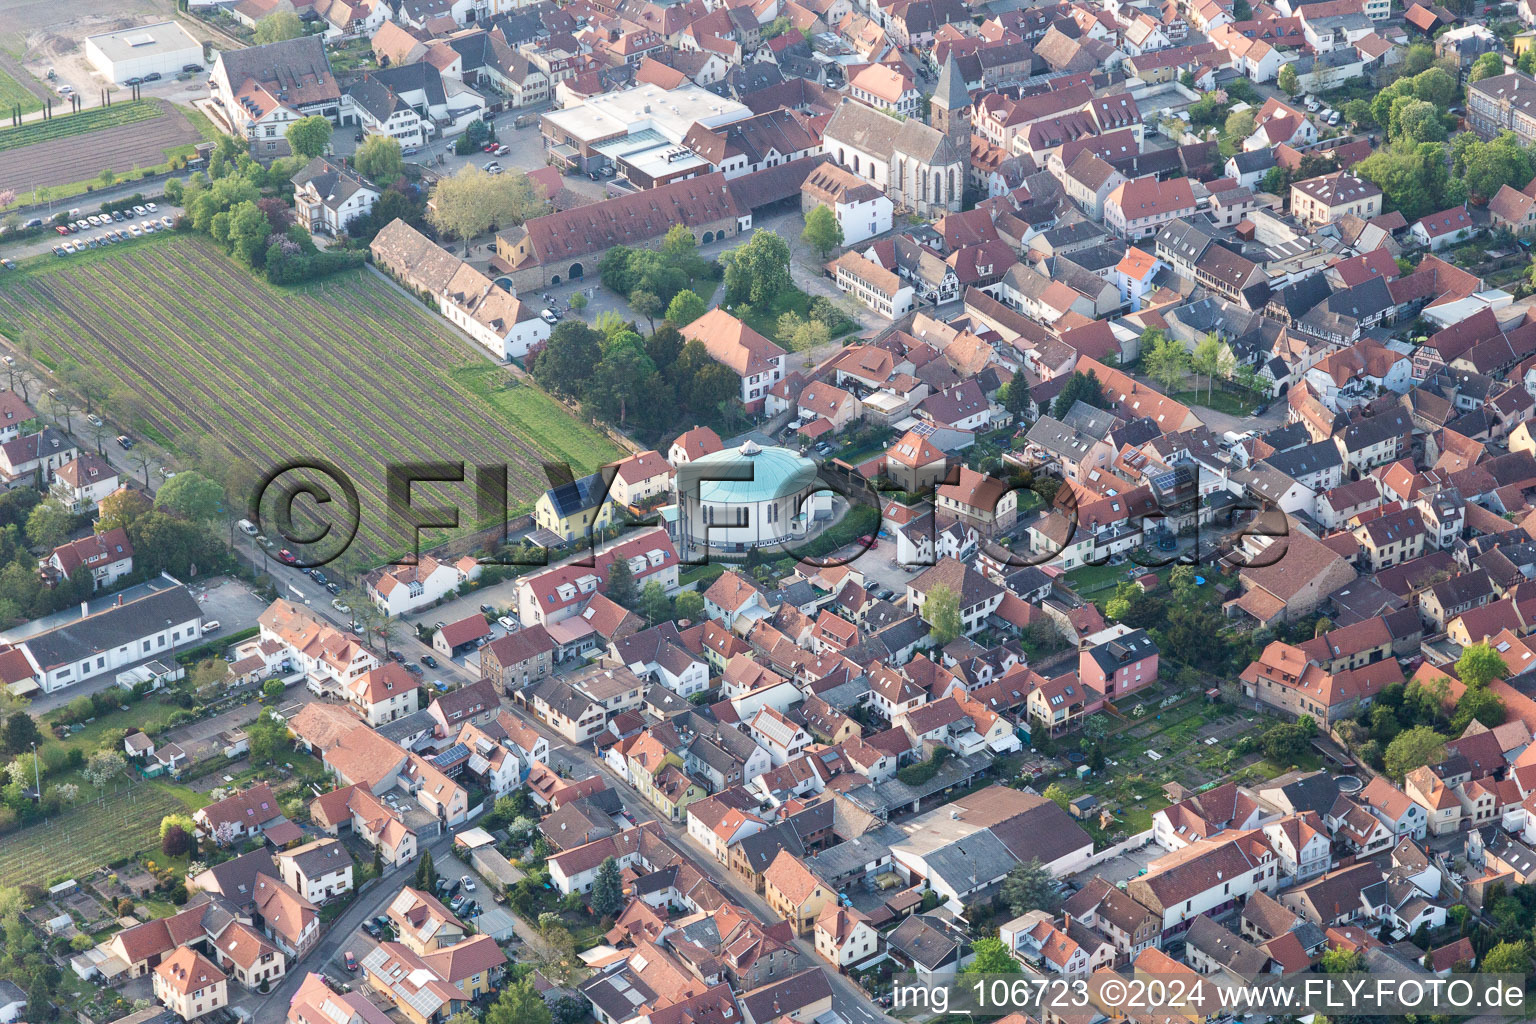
[422,935,506,999]
[764,849,835,936]
[1514,30,1536,56]
[534,470,616,542]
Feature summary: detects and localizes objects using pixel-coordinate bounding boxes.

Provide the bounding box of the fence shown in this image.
[1080,828,1156,870]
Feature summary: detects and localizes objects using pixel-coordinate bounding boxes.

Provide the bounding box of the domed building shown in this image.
[675,441,834,553]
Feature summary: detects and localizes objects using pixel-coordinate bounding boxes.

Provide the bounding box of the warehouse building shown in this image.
[85,22,203,85]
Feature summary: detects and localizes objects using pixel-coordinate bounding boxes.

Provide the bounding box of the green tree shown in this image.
[1,711,40,755]
[606,556,638,607]
[25,500,71,551]
[1343,98,1374,129]
[629,289,664,333]
[590,856,625,917]
[722,230,792,306]
[801,204,844,257]
[674,590,704,622]
[154,470,225,523]
[1402,42,1436,76]
[160,813,196,842]
[285,116,333,160]
[1042,782,1070,810]
[27,976,50,1023]
[1383,725,1447,780]
[428,166,550,253]
[354,135,405,182]
[590,343,658,426]
[1224,109,1256,142]
[963,937,1023,973]
[664,289,705,326]
[1468,51,1505,83]
[1277,63,1299,97]
[1320,948,1362,973]
[245,710,289,765]
[1000,378,1031,423]
[638,581,673,625]
[1000,858,1060,916]
[1051,370,1106,418]
[1394,99,1446,144]
[262,679,285,701]
[776,311,831,351]
[1452,686,1505,732]
[486,979,552,1024]
[1462,131,1535,202]
[1191,333,1229,403]
[254,10,303,42]
[1481,940,1531,974]
[1144,335,1190,395]
[532,321,602,398]
[1457,642,1509,690]
[923,583,963,645]
[416,849,436,890]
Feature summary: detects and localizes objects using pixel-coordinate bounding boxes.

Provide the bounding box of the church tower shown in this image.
[930,51,971,152]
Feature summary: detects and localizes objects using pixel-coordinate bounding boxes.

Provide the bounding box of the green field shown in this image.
[0,784,185,887]
[0,67,42,117]
[0,233,625,562]
[0,100,159,152]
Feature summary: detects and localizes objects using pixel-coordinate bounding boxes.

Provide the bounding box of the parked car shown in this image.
[146,202,157,212]
[159,467,175,478]
[55,225,69,235]
[344,952,357,972]
[182,63,204,73]
[422,655,438,668]
[333,599,350,613]
[87,413,103,426]
[202,620,221,634]
[480,604,494,614]
[540,308,559,324]
[116,434,134,449]
[405,663,423,676]
[433,621,446,630]
[390,650,406,662]
[133,205,147,216]
[326,581,341,594]
[278,549,298,564]
[143,72,161,82]
[129,225,141,237]
[498,616,517,630]
[494,144,509,156]
[372,915,390,933]
[112,210,126,221]
[362,921,382,939]
[460,875,476,891]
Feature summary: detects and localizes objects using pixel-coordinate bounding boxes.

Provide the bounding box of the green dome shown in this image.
[691,441,819,504]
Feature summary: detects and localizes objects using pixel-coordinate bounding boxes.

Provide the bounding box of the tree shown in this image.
[1320,948,1362,973]
[665,289,706,327]
[776,311,831,352]
[1452,686,1505,732]
[155,470,225,524]
[1343,98,1374,129]
[1,711,39,755]
[83,750,126,792]
[802,204,844,257]
[1191,333,1229,403]
[285,116,333,160]
[26,976,50,1023]
[923,583,962,645]
[162,824,191,857]
[999,378,1032,423]
[1469,51,1505,83]
[354,136,405,182]
[722,230,792,306]
[590,856,625,917]
[1457,642,1509,690]
[1001,858,1061,916]
[606,556,638,607]
[486,979,552,1024]
[428,166,550,252]
[160,813,196,842]
[1384,725,1447,780]
[1144,335,1190,395]
[1224,109,1256,143]
[1277,63,1299,97]
[569,292,588,313]
[245,710,289,765]
[416,850,436,890]
[629,289,664,333]
[254,10,303,42]
[532,321,602,398]
[963,937,1023,974]
[591,343,658,426]
[262,679,285,701]
[1481,940,1530,974]
[1394,99,1446,144]
[675,590,704,622]
[1051,370,1106,418]
[638,581,673,625]
[25,500,71,551]
[1042,782,1070,810]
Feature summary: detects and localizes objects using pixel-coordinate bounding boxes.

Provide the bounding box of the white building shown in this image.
[291,158,381,236]
[50,454,118,513]
[85,22,202,84]
[7,585,202,695]
[675,441,834,555]
[367,554,482,617]
[802,162,894,246]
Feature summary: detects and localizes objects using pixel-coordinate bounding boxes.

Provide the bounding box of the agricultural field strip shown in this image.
[0,787,183,888]
[1,237,619,554]
[0,100,160,152]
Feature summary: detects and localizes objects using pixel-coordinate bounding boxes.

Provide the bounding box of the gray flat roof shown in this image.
[87,21,201,62]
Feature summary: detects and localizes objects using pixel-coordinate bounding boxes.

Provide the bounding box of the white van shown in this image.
[238,519,259,535]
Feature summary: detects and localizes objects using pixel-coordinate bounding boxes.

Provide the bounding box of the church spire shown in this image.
[930,50,970,147]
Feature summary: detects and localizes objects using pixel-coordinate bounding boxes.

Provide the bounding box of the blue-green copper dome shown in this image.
[689,441,820,503]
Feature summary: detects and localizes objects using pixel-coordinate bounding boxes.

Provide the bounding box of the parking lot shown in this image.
[42,203,176,256]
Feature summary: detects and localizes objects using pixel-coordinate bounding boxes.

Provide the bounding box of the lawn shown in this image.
[0,66,41,116]
[1172,388,1256,417]
[0,233,625,564]
[45,697,188,760]
[731,283,854,348]
[0,783,185,887]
